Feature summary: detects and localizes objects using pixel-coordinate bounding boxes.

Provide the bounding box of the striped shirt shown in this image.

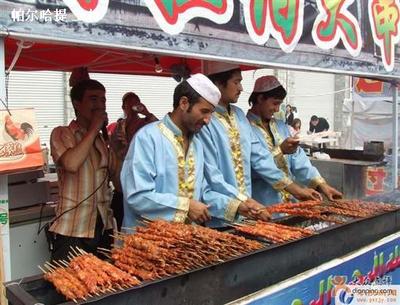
[49,120,115,238]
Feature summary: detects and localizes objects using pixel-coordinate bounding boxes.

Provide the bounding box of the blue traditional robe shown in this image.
[121,114,206,228]
[247,111,325,205]
[198,104,292,224]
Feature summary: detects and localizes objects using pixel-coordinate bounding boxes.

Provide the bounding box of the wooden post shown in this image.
[0,37,10,305]
[0,231,4,305]
[0,175,10,305]
[392,83,399,190]
[0,233,4,305]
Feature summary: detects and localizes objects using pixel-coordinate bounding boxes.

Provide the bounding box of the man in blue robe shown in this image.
[199,63,322,224]
[247,75,342,205]
[121,74,220,227]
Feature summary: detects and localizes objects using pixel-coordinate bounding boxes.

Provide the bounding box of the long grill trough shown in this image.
[5,201,400,305]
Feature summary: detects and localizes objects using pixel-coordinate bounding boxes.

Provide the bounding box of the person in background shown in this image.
[285,104,294,125]
[113,92,158,148]
[309,115,329,133]
[198,63,322,227]
[109,92,158,230]
[289,118,302,137]
[49,79,119,260]
[247,75,342,205]
[121,74,219,228]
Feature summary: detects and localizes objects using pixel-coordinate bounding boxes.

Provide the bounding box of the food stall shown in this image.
[1,0,400,304]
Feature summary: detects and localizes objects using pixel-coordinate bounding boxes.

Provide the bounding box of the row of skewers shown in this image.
[40,200,398,302]
[264,199,398,224]
[233,220,314,243]
[230,200,398,242]
[39,248,140,303]
[102,220,263,281]
[41,220,263,302]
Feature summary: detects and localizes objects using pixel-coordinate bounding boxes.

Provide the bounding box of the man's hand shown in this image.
[140,106,152,117]
[318,183,343,201]
[188,200,211,224]
[285,183,322,201]
[134,103,157,121]
[134,103,150,116]
[238,198,271,221]
[90,109,108,133]
[280,137,300,154]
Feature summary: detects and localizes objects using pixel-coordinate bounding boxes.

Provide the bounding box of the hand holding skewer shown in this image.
[188,200,211,224]
[279,137,300,154]
[286,183,323,201]
[238,198,271,221]
[317,183,343,201]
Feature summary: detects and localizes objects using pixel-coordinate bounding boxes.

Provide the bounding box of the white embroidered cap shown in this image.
[252,75,282,93]
[187,73,221,107]
[203,61,241,76]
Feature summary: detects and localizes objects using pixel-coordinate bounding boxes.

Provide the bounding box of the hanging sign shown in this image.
[0,108,44,174]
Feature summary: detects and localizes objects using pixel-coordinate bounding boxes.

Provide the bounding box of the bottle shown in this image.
[41,143,49,173]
